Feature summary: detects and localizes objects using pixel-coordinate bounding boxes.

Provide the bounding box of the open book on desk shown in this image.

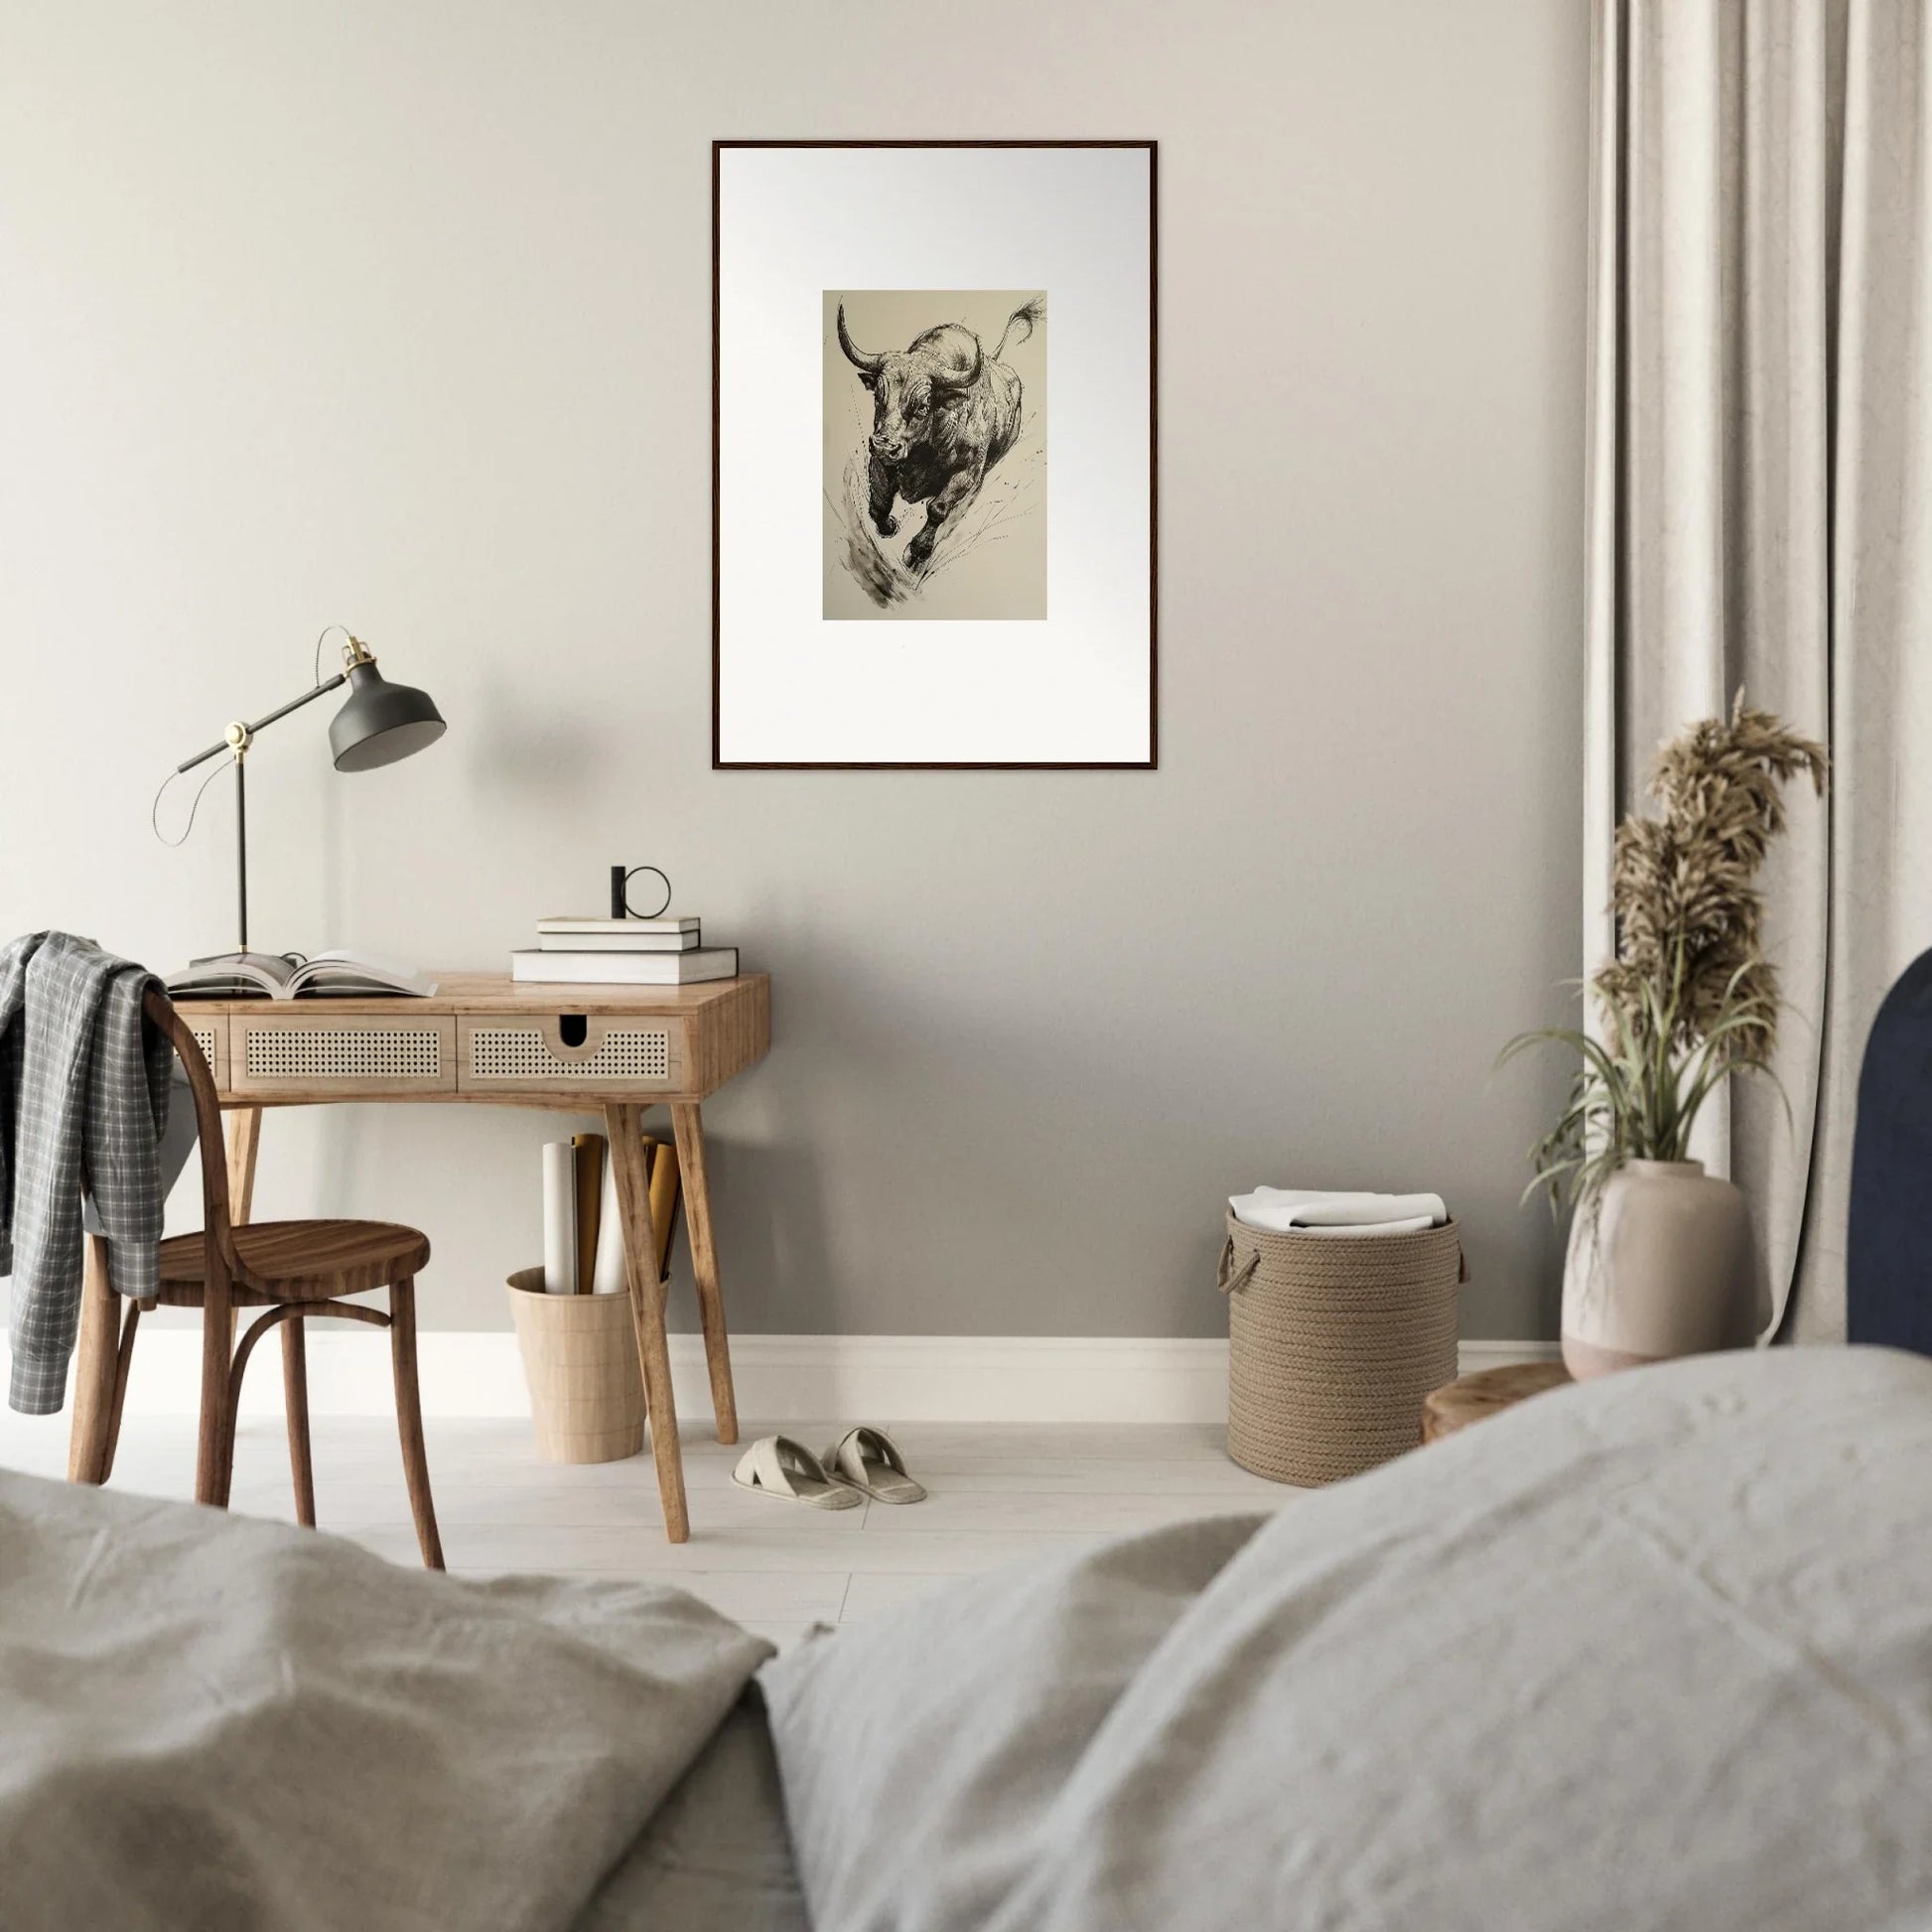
[166,950,438,1000]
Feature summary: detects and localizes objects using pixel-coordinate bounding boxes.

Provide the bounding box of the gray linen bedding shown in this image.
[8,1346,1932,1931]
[0,1468,797,1931]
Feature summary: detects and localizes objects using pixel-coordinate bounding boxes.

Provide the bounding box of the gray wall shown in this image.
[0,0,1588,1339]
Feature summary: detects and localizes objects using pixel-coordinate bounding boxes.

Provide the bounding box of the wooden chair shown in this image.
[70,988,444,1568]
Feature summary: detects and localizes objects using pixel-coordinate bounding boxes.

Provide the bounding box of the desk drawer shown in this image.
[230,1015,457,1094]
[459,1015,686,1093]
[179,1016,228,1089]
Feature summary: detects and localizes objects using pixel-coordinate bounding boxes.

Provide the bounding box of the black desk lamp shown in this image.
[158,627,446,968]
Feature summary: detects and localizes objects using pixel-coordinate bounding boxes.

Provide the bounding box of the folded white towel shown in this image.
[1228,1187,1448,1237]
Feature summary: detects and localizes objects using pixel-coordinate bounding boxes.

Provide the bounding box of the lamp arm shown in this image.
[175,671,348,774]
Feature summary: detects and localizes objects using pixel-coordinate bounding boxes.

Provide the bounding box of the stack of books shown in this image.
[510,916,740,985]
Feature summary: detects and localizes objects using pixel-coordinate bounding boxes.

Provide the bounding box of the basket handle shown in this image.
[1216,1237,1260,1297]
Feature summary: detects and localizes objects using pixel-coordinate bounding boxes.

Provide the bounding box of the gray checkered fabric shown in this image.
[1,933,172,1415]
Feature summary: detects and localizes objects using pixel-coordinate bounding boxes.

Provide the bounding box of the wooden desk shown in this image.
[69,973,770,1543]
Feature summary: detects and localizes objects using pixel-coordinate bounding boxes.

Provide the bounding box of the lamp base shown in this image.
[165,949,305,1001]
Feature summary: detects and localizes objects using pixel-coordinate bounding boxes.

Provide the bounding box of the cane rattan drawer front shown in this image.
[459,1015,687,1094]
[180,1016,228,1090]
[230,1015,457,1095]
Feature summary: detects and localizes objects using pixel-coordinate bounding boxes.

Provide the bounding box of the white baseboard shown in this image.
[1454,1338,1563,1374]
[31,1331,1561,1427]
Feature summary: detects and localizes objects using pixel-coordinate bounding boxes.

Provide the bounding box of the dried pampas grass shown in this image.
[1595,697,1827,1065]
[1501,695,1827,1208]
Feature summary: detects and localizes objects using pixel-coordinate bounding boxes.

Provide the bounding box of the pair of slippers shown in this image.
[732,1426,925,1509]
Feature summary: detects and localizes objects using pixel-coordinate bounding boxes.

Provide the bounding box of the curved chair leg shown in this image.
[388,1277,444,1570]
[282,1317,316,1528]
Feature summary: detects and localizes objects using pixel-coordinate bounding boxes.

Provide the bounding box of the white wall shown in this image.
[0,0,1588,1339]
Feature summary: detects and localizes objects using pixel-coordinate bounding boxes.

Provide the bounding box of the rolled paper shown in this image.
[647,1137,680,1285]
[571,1133,606,1293]
[541,1141,578,1295]
[591,1150,628,1294]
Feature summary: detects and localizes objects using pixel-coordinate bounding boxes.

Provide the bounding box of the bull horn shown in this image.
[836,303,882,371]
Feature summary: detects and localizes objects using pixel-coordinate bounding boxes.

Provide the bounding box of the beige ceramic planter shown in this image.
[1561,1160,1754,1379]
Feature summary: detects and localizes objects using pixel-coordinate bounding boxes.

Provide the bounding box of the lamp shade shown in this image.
[329,661,447,771]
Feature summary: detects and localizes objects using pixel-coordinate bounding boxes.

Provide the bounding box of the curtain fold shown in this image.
[1587,0,1932,1342]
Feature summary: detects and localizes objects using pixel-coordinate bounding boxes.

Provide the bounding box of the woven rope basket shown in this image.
[1218,1213,1464,1486]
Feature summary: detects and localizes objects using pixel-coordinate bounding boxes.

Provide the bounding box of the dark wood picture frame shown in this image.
[712,138,1158,770]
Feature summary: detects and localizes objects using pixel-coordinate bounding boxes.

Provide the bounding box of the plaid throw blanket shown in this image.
[0,934,172,1414]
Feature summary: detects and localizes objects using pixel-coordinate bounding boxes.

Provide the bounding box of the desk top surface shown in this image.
[173,971,769,1020]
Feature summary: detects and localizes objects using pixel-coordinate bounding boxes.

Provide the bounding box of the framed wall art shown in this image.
[713,139,1157,768]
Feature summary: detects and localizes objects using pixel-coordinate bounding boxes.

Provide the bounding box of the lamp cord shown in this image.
[152,624,351,849]
[150,759,230,849]
[313,621,350,687]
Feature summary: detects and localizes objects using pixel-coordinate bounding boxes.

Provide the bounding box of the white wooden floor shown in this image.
[0,1412,1296,1650]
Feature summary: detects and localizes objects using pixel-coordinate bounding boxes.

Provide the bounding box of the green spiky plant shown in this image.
[1501,697,1828,1211]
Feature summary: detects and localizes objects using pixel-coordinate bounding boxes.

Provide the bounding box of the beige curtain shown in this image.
[1587,0,1932,1342]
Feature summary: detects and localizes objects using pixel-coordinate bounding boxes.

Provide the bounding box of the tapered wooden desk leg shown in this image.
[101,1301,141,1482]
[670,1102,738,1447]
[388,1278,443,1569]
[607,1103,689,1542]
[224,1106,261,1222]
[67,1234,118,1483]
[222,1106,261,1348]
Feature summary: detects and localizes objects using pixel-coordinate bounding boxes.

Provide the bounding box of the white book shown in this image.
[510,947,739,986]
[167,949,437,1001]
[537,916,701,934]
[537,928,700,953]
[540,1141,578,1295]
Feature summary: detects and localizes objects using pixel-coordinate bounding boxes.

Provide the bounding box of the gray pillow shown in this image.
[767,1350,1932,1932]
[758,1512,1264,1932]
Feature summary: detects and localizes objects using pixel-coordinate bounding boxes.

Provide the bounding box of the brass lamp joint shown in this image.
[223,721,253,759]
[342,634,375,669]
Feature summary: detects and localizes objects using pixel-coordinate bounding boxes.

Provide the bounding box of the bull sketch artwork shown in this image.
[840,295,1040,572]
[823,290,1046,621]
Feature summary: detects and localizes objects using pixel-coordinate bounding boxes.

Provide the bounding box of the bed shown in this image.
[6,1345,1932,1930]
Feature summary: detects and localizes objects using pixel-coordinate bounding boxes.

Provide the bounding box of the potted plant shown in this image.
[1502,698,1828,1378]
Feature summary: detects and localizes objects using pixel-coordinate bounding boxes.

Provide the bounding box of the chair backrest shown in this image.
[142,986,242,1287]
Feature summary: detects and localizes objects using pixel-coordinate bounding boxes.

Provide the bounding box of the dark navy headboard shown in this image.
[1849,948,1932,1353]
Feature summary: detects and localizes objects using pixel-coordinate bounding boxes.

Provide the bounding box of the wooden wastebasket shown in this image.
[506,1269,645,1464]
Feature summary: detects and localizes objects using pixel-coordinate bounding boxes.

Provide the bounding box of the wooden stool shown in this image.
[68,988,444,1569]
[1421,1361,1572,1443]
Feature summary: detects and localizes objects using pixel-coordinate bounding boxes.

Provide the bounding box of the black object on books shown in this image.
[611,864,673,920]
[510,947,738,987]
